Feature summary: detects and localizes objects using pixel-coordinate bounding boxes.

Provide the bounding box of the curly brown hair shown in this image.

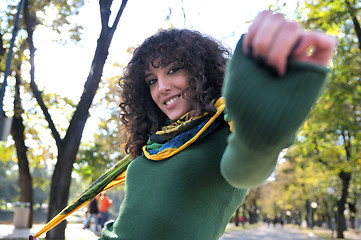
[120,28,231,158]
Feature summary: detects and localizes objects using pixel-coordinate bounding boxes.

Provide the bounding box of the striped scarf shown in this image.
[142,98,228,160]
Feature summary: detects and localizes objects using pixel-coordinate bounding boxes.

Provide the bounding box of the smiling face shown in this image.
[145,62,194,121]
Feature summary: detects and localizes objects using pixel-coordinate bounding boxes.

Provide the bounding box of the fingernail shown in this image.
[256,56,266,67]
[291,39,301,54]
[267,66,280,78]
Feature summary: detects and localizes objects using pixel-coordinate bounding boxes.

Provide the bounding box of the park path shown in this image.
[0,223,325,240]
[2,222,359,240]
[0,223,99,240]
[220,223,321,240]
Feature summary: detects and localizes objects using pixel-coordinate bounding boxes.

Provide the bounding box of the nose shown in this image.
[157,77,170,94]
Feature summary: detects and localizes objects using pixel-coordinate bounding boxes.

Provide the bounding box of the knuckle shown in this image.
[259,10,272,17]
[267,50,286,67]
[253,39,269,55]
[273,13,286,21]
[283,21,302,33]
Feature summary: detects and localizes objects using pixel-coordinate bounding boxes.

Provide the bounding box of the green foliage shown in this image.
[0,0,86,207]
[0,160,19,203]
[0,141,14,162]
[255,0,361,228]
[0,143,18,203]
[75,74,126,181]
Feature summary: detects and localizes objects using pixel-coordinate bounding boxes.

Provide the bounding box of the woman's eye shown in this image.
[147,79,157,86]
[168,67,180,74]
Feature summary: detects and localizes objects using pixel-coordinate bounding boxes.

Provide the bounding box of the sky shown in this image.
[3,0,299,143]
[33,0,299,100]
[30,0,300,141]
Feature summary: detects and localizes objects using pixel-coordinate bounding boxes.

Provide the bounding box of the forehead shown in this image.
[143,48,182,68]
[144,58,174,73]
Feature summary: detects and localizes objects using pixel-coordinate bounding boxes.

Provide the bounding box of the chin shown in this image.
[168,116,180,121]
[167,113,184,121]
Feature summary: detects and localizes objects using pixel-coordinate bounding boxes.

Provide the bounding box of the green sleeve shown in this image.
[220,36,330,188]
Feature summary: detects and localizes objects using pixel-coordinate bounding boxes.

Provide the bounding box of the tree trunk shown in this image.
[348,202,356,229]
[22,0,128,238]
[248,199,258,224]
[305,199,310,228]
[234,207,239,226]
[242,203,246,227]
[11,65,33,228]
[336,170,351,239]
[45,1,128,239]
[0,31,5,59]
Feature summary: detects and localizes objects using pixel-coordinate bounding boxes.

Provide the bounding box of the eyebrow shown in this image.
[144,72,154,80]
[144,63,176,80]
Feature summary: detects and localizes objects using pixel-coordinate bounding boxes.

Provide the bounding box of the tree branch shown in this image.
[312,137,330,168]
[109,0,128,32]
[342,130,352,161]
[346,0,361,51]
[64,0,127,146]
[99,0,112,30]
[0,31,5,58]
[23,0,62,149]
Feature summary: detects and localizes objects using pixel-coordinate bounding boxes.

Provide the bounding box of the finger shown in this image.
[265,21,303,76]
[291,31,337,66]
[252,13,287,58]
[243,10,272,55]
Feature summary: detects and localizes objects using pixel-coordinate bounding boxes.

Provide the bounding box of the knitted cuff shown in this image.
[222,37,329,151]
[220,133,279,189]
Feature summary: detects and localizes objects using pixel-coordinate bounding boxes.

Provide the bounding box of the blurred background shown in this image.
[0,0,360,239]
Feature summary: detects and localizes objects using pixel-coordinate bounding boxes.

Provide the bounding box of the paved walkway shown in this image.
[0,223,99,240]
[220,224,321,240]
[221,223,360,240]
[0,222,359,239]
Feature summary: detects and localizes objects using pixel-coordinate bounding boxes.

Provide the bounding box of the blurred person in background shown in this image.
[98,193,112,228]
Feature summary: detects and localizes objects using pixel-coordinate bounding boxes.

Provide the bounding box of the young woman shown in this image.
[98,11,336,239]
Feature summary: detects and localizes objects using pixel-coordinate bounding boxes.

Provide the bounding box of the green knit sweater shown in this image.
[99,38,329,240]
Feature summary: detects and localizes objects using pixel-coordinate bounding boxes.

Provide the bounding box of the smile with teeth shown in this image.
[165,96,180,106]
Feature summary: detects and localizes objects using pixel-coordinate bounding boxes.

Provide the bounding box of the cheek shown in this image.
[149,89,159,104]
[183,88,196,100]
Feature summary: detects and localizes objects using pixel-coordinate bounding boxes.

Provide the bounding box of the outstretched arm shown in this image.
[220,11,337,188]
